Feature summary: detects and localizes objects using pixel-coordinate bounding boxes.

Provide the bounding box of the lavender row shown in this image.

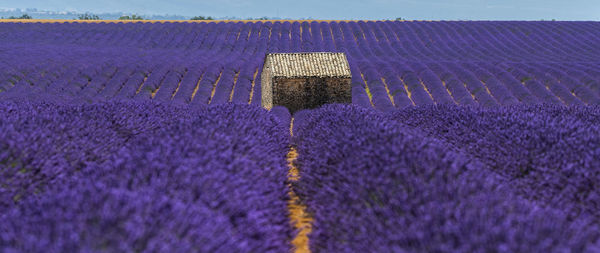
[391,104,600,221]
[0,101,292,252]
[1,21,599,108]
[1,21,598,62]
[292,104,599,252]
[0,43,264,105]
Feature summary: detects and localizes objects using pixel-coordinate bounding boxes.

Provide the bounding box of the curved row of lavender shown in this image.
[291,104,600,252]
[391,104,600,222]
[0,101,292,252]
[1,21,599,110]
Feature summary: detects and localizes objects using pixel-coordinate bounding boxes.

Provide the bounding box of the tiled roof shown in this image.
[264,52,351,78]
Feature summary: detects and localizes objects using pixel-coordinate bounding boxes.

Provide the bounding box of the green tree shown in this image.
[119,14,144,20]
[7,14,32,19]
[246,16,270,20]
[78,13,101,20]
[190,16,214,20]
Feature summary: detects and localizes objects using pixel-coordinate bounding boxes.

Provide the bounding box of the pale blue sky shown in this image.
[2,0,599,20]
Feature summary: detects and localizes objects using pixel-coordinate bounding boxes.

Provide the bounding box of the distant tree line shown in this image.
[246,17,270,20]
[119,14,144,20]
[2,14,32,19]
[78,13,101,20]
[0,12,414,21]
[190,16,214,20]
[1,13,283,21]
[190,16,310,20]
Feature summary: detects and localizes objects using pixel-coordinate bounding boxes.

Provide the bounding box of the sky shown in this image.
[2,0,599,20]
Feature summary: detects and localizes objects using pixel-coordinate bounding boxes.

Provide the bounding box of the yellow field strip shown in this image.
[441,80,459,105]
[399,76,417,106]
[419,79,436,104]
[287,118,313,253]
[150,86,160,99]
[207,70,223,104]
[190,73,204,102]
[135,75,149,95]
[248,67,259,104]
[461,81,477,101]
[229,71,240,102]
[380,77,396,107]
[151,72,168,99]
[479,80,501,105]
[170,70,187,99]
[360,73,375,108]
[540,81,568,106]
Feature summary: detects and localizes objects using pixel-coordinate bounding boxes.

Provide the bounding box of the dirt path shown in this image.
[287,118,313,253]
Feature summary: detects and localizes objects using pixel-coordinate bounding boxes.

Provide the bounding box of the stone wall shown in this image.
[270,77,351,113]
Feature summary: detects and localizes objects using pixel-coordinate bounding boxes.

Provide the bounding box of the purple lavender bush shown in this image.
[292,104,599,252]
[2,21,599,111]
[391,104,600,221]
[0,101,292,252]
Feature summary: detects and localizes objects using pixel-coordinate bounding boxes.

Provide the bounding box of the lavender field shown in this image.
[1,20,600,252]
[1,21,599,108]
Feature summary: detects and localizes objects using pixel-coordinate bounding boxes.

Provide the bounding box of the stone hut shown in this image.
[261,52,352,113]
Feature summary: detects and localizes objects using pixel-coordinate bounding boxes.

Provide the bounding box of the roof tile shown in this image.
[264,52,351,78]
